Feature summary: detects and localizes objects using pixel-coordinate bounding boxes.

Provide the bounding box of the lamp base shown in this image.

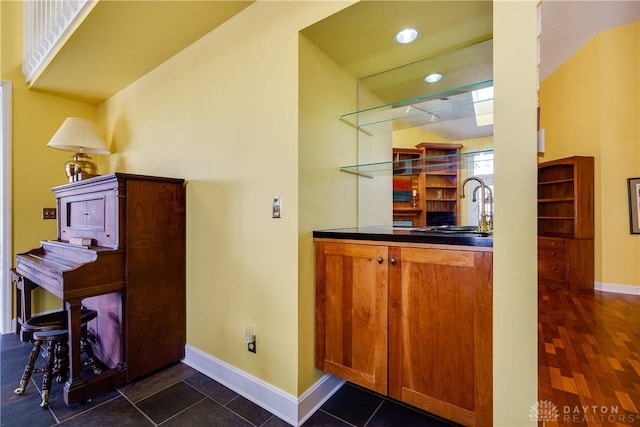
[65,153,99,182]
[69,172,98,183]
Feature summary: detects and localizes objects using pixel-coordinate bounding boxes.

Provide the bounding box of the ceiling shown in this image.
[301,1,493,82]
[302,0,640,141]
[29,0,637,137]
[539,0,640,81]
[29,1,254,104]
[301,1,494,140]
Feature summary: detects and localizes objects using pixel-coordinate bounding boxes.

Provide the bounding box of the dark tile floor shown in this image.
[1,333,458,426]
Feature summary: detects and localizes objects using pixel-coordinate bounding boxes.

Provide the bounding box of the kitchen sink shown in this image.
[410,225,492,237]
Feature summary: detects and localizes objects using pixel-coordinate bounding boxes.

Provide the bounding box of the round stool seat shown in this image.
[33,328,68,340]
[21,309,97,342]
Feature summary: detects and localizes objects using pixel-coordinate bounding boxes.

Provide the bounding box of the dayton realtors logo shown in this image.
[530,401,640,424]
[529,400,559,424]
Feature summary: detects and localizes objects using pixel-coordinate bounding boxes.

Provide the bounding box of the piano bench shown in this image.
[13,309,101,408]
[19,309,97,342]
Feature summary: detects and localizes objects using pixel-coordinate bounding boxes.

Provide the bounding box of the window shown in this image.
[467,151,494,227]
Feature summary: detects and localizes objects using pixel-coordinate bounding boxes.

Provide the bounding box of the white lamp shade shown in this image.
[47,117,110,155]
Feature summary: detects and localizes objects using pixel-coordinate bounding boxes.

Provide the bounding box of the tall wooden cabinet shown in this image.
[537,156,594,290]
[315,239,493,426]
[392,148,423,227]
[392,143,462,227]
[417,143,462,226]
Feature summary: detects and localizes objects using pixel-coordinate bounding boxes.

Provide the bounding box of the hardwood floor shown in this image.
[538,285,640,426]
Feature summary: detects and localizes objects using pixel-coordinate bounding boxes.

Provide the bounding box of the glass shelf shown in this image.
[339,80,494,136]
[339,149,493,178]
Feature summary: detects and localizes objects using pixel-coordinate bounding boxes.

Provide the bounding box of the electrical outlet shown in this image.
[42,208,57,220]
[245,327,256,353]
[272,196,281,218]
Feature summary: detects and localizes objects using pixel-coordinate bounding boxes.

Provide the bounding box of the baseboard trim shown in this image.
[183,345,344,426]
[297,370,345,425]
[595,281,640,295]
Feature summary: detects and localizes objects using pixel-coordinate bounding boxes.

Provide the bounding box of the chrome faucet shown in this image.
[472,185,493,231]
[461,176,490,232]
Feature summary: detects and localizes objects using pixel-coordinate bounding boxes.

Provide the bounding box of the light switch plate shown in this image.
[42,208,56,220]
[272,196,281,218]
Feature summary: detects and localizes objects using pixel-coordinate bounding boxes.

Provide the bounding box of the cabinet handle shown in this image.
[377,257,383,264]
[390,258,397,265]
[551,252,556,256]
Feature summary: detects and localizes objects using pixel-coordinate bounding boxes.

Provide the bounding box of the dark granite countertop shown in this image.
[313,226,493,248]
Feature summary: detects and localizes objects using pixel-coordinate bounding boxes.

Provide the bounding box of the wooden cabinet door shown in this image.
[315,241,388,394]
[389,247,492,426]
[58,189,118,248]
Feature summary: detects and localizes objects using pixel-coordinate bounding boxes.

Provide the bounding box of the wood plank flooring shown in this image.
[538,285,640,426]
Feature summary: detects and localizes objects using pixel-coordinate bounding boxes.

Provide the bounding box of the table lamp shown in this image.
[47,117,111,182]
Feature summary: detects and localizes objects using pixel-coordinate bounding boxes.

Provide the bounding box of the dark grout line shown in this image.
[362,399,385,427]
[318,409,359,427]
[155,394,208,426]
[118,387,160,426]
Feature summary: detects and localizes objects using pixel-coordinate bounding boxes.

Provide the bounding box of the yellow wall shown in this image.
[357,84,393,227]
[298,33,359,390]
[393,126,449,147]
[1,1,98,314]
[3,1,539,423]
[98,1,354,396]
[539,21,640,289]
[493,3,538,424]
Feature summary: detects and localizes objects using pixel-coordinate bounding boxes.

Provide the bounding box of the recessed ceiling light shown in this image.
[424,73,443,83]
[394,28,420,44]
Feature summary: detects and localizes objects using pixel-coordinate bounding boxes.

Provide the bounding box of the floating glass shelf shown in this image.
[339,80,494,136]
[339,149,493,178]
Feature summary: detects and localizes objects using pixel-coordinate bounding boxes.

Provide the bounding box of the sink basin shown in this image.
[432,225,479,232]
[410,225,492,237]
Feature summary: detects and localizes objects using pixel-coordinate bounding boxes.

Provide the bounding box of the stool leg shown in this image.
[81,335,102,375]
[14,340,42,395]
[54,338,69,383]
[40,339,57,408]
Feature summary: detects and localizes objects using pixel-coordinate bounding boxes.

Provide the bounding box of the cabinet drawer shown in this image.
[538,245,566,261]
[538,258,566,281]
[538,237,566,250]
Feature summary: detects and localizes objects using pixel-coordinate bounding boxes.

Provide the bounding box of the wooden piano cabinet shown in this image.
[9,268,35,334]
[83,292,123,369]
[16,173,186,406]
[118,177,186,380]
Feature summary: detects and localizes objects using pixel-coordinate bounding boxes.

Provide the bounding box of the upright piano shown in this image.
[15,173,186,405]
